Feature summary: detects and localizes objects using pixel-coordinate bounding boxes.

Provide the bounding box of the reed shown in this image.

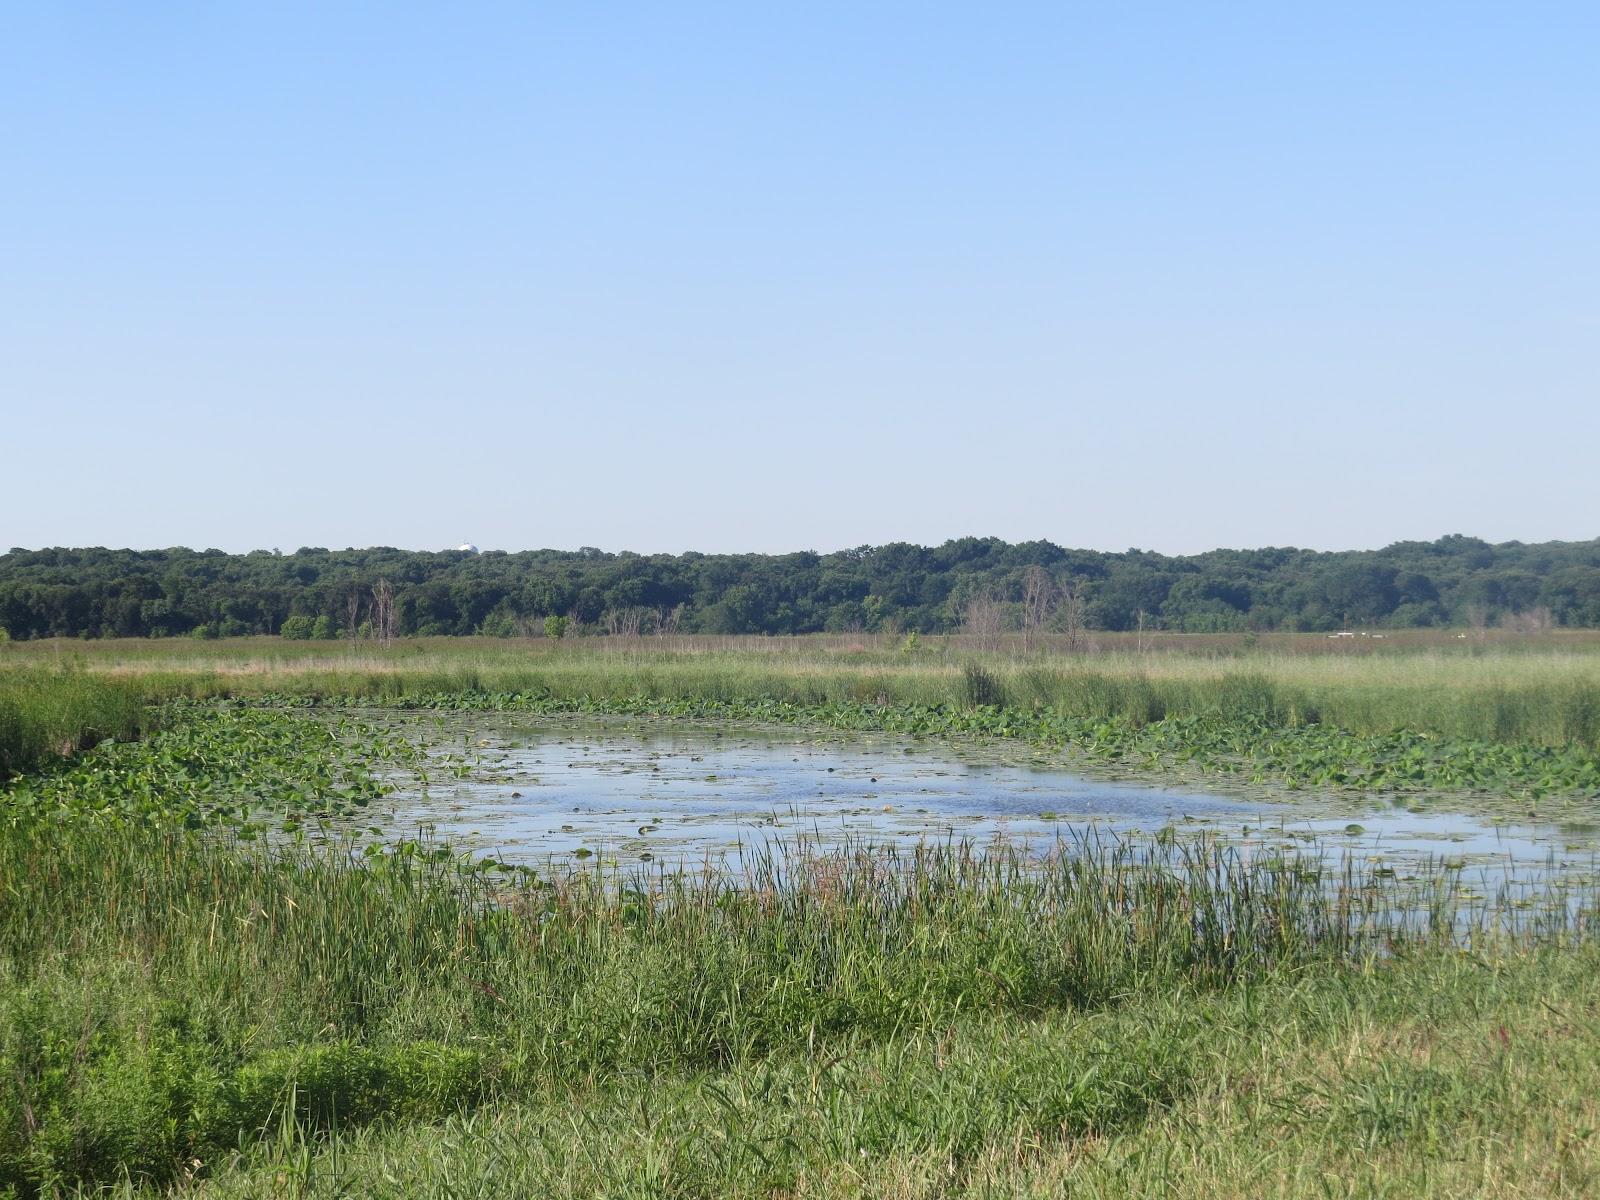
[3,682,1598,1196]
[0,668,152,778]
[0,812,1593,1196]
[6,641,1600,1195]
[2,815,1594,1195]
[10,635,1600,749]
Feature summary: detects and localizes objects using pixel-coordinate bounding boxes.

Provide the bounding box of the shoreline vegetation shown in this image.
[6,635,1600,796]
[4,636,1600,1195]
[3,810,1596,1197]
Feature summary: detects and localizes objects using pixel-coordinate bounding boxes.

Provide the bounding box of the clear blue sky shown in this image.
[4,3,1596,556]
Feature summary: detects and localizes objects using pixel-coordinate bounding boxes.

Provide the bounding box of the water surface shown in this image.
[364,715,1597,887]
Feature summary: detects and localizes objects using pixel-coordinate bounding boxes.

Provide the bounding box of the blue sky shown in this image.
[3,3,1596,555]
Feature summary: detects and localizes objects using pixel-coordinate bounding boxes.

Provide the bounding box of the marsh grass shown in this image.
[117,948,1600,1200]
[10,635,1600,748]
[6,638,1600,1195]
[1,819,1595,1197]
[0,669,151,778]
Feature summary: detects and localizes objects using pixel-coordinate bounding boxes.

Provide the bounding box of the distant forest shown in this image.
[3,536,1600,641]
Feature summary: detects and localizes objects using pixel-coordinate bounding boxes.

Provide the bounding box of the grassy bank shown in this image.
[0,818,1595,1198]
[114,947,1600,1199]
[9,643,1600,812]
[3,678,1599,1196]
[10,635,1600,750]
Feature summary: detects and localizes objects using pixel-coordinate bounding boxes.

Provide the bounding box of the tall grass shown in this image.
[0,668,152,778]
[1,819,1594,1195]
[4,653,1600,1196]
[11,635,1600,748]
[162,941,1600,1199]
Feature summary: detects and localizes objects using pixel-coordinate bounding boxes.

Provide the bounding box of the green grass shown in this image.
[0,669,152,779]
[5,639,1600,1195]
[0,811,1595,1198]
[11,632,1600,825]
[11,633,1600,748]
[149,947,1600,1200]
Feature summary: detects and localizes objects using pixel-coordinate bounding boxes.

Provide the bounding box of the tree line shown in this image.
[2,534,1599,641]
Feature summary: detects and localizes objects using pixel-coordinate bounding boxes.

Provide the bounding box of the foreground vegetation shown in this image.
[3,806,1597,1196]
[4,640,1600,1195]
[87,944,1600,1199]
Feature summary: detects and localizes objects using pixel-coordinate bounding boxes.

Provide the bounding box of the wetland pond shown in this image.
[361,713,1599,892]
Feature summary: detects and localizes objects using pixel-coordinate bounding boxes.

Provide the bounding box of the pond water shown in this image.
[365,714,1599,888]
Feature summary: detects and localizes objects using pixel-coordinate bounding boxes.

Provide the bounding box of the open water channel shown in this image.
[361,714,1599,894]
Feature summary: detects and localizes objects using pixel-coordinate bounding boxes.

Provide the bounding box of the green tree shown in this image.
[279,615,315,640]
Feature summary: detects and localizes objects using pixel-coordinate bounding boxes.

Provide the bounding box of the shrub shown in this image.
[279,616,315,641]
[961,663,1006,709]
[479,611,519,638]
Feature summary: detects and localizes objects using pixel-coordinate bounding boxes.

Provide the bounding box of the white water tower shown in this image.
[455,542,480,553]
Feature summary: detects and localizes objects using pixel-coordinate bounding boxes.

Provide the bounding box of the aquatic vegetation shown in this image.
[0,705,434,833]
[8,642,1600,831]
[13,636,1600,747]
[4,651,1600,1195]
[281,690,1600,803]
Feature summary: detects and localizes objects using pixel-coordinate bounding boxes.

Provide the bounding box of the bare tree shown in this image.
[1501,606,1554,635]
[959,590,1005,653]
[371,578,396,648]
[1466,603,1490,643]
[343,586,364,646]
[1058,579,1087,652]
[1020,566,1058,653]
[602,608,646,637]
[655,604,684,638]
